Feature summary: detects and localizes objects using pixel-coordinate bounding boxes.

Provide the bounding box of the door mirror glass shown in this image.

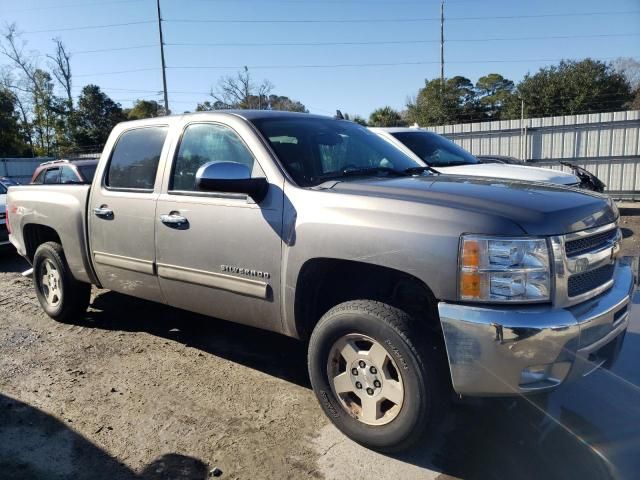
[195,161,268,202]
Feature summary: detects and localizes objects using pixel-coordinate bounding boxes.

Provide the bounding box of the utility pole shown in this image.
[440,0,445,89]
[156,0,169,115]
[520,98,525,161]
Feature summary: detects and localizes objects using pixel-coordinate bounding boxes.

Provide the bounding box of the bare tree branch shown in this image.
[47,38,73,109]
[209,66,273,109]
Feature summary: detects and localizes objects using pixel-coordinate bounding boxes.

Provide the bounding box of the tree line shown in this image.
[373,58,639,127]
[1,22,639,157]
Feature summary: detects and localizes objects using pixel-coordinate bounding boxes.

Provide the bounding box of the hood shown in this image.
[328,175,616,235]
[438,163,579,186]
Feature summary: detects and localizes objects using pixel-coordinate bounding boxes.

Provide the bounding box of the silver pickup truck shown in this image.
[6,111,633,451]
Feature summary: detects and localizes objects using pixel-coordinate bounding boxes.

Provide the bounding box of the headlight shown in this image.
[458,235,551,303]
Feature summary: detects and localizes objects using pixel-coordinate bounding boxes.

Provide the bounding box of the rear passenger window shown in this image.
[44,168,60,184]
[106,126,168,190]
[171,123,255,191]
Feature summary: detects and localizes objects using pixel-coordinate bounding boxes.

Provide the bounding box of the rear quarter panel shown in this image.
[7,185,97,284]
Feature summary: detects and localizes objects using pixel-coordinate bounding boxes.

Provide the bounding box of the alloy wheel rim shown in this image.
[39,259,62,307]
[327,333,405,426]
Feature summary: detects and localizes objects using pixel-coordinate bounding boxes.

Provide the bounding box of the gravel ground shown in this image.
[619,209,640,257]
[0,257,325,480]
[1,214,639,480]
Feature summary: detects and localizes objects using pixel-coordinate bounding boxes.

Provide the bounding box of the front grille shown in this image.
[568,263,615,297]
[565,228,618,257]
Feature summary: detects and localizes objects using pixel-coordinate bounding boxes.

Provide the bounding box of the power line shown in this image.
[4,0,144,13]
[17,11,638,36]
[72,45,157,55]
[64,32,639,56]
[165,10,639,24]
[165,32,640,48]
[23,20,155,34]
[74,67,159,77]
[167,57,619,70]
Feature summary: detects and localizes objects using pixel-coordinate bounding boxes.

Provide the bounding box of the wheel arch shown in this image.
[293,257,441,341]
[23,224,62,262]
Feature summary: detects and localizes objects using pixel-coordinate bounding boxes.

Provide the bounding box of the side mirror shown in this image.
[195,161,268,203]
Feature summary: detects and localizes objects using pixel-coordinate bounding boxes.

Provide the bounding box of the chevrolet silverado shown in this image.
[6,111,633,451]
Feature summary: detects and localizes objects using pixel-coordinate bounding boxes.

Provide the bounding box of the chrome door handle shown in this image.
[93,206,114,219]
[160,213,189,229]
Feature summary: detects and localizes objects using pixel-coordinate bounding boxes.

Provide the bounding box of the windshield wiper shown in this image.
[342,167,408,177]
[404,165,441,175]
[312,166,408,183]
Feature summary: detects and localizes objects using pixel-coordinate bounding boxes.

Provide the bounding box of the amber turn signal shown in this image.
[460,271,481,298]
[461,239,480,268]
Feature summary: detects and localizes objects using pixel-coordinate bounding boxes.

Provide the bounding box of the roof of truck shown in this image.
[117,110,334,128]
[217,110,329,121]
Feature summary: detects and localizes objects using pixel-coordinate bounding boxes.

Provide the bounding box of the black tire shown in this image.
[33,241,91,322]
[308,300,448,452]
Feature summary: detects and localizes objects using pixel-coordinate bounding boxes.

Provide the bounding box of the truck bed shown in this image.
[6,184,97,284]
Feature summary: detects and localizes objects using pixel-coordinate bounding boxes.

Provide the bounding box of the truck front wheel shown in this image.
[308,300,447,452]
[33,241,91,322]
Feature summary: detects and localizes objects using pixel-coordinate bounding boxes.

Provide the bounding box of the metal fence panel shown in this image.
[431,110,640,161]
[429,110,640,199]
[0,158,48,183]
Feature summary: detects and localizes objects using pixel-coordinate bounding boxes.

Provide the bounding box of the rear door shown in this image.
[154,118,284,331]
[88,124,170,302]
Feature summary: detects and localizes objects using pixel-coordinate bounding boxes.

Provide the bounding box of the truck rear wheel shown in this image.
[308,300,447,452]
[33,241,91,322]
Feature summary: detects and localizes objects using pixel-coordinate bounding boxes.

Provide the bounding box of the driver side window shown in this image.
[171,123,256,192]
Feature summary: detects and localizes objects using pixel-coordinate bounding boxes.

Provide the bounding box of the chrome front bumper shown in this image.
[438,260,634,396]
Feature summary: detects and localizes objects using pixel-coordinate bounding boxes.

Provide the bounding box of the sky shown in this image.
[1,0,639,118]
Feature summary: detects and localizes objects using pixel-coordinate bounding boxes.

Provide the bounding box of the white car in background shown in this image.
[371,127,583,188]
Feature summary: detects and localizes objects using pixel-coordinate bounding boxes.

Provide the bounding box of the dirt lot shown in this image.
[1,214,639,480]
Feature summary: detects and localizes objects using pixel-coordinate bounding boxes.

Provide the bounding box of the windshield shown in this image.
[252,117,424,186]
[391,131,480,167]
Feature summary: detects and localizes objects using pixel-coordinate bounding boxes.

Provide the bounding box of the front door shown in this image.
[88,125,169,302]
[155,121,284,331]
